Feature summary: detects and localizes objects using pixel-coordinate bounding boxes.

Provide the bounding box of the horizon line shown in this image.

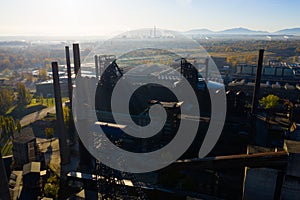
[0,26,300,38]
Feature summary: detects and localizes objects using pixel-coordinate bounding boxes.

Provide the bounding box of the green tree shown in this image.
[44,175,59,199]
[6,117,15,139]
[0,116,16,139]
[0,89,13,115]
[63,106,71,131]
[259,94,280,109]
[17,83,31,106]
[16,119,21,133]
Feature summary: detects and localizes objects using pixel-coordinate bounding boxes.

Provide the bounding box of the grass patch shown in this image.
[31,98,55,107]
[5,105,17,115]
[6,98,68,119]
[31,97,69,107]
[7,104,47,119]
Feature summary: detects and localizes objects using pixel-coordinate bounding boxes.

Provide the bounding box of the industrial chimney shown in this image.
[73,43,81,75]
[52,62,70,165]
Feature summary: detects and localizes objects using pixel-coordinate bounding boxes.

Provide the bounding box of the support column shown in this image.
[0,152,10,200]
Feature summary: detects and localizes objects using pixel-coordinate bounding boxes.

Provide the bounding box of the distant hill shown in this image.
[183,27,269,35]
[217,27,269,35]
[274,28,300,35]
[184,29,214,35]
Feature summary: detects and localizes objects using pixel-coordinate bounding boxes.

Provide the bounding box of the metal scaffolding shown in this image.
[95,160,148,200]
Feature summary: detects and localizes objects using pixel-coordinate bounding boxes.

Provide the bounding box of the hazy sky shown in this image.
[0,0,299,36]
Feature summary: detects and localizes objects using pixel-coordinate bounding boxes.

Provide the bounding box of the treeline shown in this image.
[0,83,32,115]
[201,39,300,55]
[0,46,65,71]
[0,44,92,72]
[198,39,300,66]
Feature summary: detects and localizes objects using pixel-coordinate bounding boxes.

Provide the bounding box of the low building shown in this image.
[22,162,41,190]
[35,79,69,98]
[18,162,41,199]
[9,170,23,200]
[13,134,37,169]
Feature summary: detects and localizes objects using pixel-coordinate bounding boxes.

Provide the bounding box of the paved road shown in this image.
[20,106,56,127]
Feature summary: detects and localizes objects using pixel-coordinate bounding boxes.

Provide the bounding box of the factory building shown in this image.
[35,79,69,98]
[12,134,38,170]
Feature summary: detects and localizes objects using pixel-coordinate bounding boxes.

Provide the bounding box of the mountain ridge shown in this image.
[183,27,300,35]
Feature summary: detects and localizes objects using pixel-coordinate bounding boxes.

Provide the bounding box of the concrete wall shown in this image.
[243,168,278,200]
[281,153,300,199]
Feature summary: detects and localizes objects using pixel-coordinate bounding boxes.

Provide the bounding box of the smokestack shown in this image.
[73,43,81,75]
[71,44,94,171]
[205,57,209,84]
[251,49,264,114]
[65,46,73,108]
[95,55,99,80]
[0,152,10,200]
[52,62,70,165]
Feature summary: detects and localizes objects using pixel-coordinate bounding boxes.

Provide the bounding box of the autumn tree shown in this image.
[226,56,237,66]
[63,106,70,131]
[292,56,298,63]
[38,68,48,81]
